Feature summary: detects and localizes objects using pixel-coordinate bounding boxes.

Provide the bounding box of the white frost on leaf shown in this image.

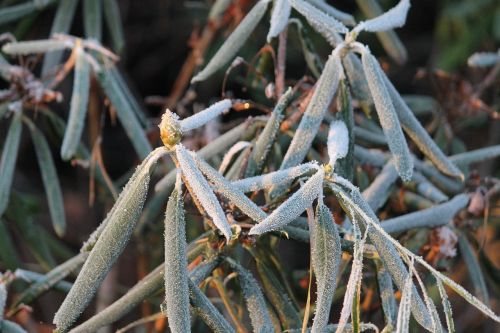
[267,0,292,41]
[180,99,232,132]
[354,0,410,33]
[327,120,349,166]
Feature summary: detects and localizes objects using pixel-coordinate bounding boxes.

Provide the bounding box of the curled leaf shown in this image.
[163,173,190,333]
[249,168,324,235]
[176,144,232,240]
[311,203,342,332]
[61,46,90,161]
[354,0,410,33]
[192,0,270,82]
[362,50,413,182]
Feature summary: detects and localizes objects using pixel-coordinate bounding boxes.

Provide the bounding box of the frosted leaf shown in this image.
[413,172,449,203]
[278,51,341,171]
[191,0,270,82]
[354,0,411,33]
[2,39,70,54]
[395,259,414,333]
[267,0,292,41]
[290,0,348,45]
[335,229,368,333]
[193,153,267,222]
[311,203,342,332]
[61,46,90,161]
[468,51,500,67]
[375,260,397,327]
[362,50,413,182]
[381,72,462,179]
[163,172,190,332]
[435,278,455,333]
[180,99,232,132]
[362,160,398,211]
[306,0,355,26]
[232,162,319,192]
[219,141,252,174]
[381,194,469,234]
[226,258,274,332]
[0,276,6,321]
[175,144,232,240]
[450,145,500,168]
[327,120,349,167]
[249,168,324,235]
[54,147,166,332]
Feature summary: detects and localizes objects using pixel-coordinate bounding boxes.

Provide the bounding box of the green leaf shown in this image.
[54,147,166,332]
[25,120,66,237]
[103,0,125,53]
[192,0,270,82]
[10,253,87,311]
[0,219,20,270]
[41,0,79,78]
[61,46,90,161]
[0,0,56,26]
[0,111,22,216]
[96,65,152,159]
[163,174,191,333]
[226,258,274,332]
[83,0,102,40]
[311,203,342,332]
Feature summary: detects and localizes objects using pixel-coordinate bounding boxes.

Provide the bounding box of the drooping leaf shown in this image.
[311,203,342,332]
[163,173,190,333]
[0,111,23,216]
[26,120,66,237]
[435,277,455,333]
[103,0,125,53]
[362,50,413,182]
[226,258,274,332]
[54,147,166,332]
[61,45,90,161]
[176,144,232,240]
[354,0,410,33]
[375,259,397,328]
[192,0,270,82]
[180,99,232,132]
[395,259,414,333]
[83,0,102,40]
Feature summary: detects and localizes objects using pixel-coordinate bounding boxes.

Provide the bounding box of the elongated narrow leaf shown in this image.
[103,0,125,52]
[275,51,341,180]
[246,87,293,176]
[14,269,72,293]
[11,253,87,310]
[362,50,413,182]
[435,278,455,333]
[237,163,318,193]
[2,40,69,55]
[381,194,469,234]
[334,80,355,180]
[176,145,232,240]
[354,0,410,33]
[450,145,500,168]
[192,0,270,82]
[189,280,236,333]
[395,260,414,333]
[61,46,90,161]
[412,172,449,203]
[327,120,349,166]
[194,154,267,222]
[355,0,407,64]
[290,0,348,45]
[226,258,274,332]
[311,203,341,332]
[0,111,22,216]
[375,260,397,327]
[289,19,323,78]
[0,220,20,270]
[41,0,79,77]
[54,147,166,332]
[250,168,324,235]
[468,51,500,67]
[26,121,66,237]
[306,0,355,26]
[0,2,37,26]
[457,231,489,304]
[267,0,292,41]
[219,141,251,174]
[96,66,152,159]
[381,73,463,179]
[362,160,398,211]
[83,0,102,40]
[164,174,190,333]
[0,276,6,321]
[180,99,232,132]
